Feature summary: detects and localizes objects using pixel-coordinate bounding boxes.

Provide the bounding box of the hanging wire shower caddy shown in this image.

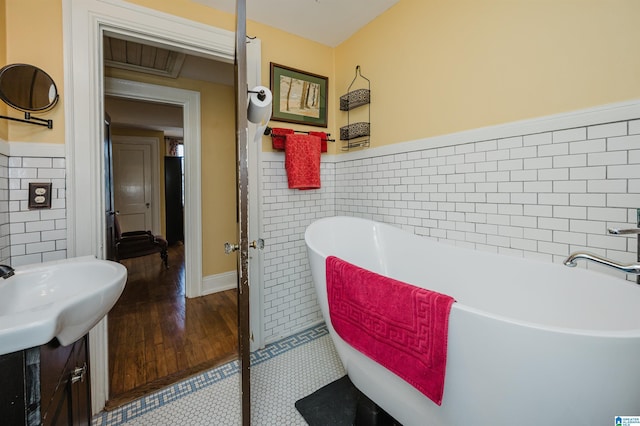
[340,65,370,150]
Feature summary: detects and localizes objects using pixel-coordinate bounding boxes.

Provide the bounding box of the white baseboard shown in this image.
[202,270,237,295]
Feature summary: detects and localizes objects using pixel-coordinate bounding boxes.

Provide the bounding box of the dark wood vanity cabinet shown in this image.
[40,336,91,426]
[0,350,28,425]
[0,335,91,426]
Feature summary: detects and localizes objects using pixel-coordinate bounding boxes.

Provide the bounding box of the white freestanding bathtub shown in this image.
[305,216,640,426]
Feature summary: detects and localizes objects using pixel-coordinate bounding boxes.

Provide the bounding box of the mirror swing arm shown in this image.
[0,111,54,129]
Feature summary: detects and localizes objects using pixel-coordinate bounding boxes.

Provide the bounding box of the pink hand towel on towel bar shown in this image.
[308,131,328,153]
[271,127,294,150]
[326,256,455,406]
[285,134,321,190]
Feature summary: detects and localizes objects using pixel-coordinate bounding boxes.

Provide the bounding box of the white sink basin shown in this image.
[0,256,127,355]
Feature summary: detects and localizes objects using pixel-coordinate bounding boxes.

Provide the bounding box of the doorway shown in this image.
[65,0,264,413]
[104,77,204,295]
[103,45,238,405]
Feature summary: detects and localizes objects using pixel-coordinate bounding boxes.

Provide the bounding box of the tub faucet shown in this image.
[606,208,640,283]
[0,264,14,279]
[564,252,640,277]
[608,228,640,235]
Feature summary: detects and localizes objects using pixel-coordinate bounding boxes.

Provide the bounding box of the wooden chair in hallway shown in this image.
[114,216,169,268]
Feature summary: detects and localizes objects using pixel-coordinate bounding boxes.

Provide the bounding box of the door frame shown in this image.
[246,40,264,354]
[63,0,263,413]
[111,135,162,235]
[106,78,201,299]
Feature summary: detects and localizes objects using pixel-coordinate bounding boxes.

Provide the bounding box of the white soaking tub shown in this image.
[305,216,640,426]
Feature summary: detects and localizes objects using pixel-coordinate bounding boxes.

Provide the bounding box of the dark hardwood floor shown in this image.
[106,243,238,409]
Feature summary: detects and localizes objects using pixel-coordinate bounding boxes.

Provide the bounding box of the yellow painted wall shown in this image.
[110,126,167,238]
[248,21,335,152]
[106,67,237,277]
[127,0,235,31]
[0,0,7,140]
[3,0,640,148]
[4,0,63,143]
[335,0,640,147]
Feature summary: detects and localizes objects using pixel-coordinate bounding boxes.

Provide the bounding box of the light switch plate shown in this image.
[28,182,52,209]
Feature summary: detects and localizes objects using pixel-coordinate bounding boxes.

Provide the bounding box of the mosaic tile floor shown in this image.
[93,324,345,425]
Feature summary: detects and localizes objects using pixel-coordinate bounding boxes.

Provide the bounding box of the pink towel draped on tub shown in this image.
[326,256,456,406]
[285,134,321,190]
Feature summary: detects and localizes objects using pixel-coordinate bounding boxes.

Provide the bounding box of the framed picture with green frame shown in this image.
[270,63,328,128]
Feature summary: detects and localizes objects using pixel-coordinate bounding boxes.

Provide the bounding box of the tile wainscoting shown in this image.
[8,156,67,266]
[333,110,639,272]
[336,121,640,262]
[0,142,67,267]
[260,159,336,343]
[0,152,9,264]
[261,100,640,340]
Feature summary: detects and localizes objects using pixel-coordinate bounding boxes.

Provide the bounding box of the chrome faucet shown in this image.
[608,228,640,235]
[563,252,640,276]
[0,264,14,279]
[606,208,640,283]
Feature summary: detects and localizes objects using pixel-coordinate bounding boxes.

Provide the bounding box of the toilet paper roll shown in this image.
[247,85,273,124]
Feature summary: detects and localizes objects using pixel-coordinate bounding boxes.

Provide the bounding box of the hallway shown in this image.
[107,244,238,409]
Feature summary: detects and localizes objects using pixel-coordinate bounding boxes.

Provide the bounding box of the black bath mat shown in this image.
[295,376,358,425]
[295,376,402,426]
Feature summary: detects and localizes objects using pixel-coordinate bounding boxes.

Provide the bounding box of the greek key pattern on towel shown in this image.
[326,256,455,405]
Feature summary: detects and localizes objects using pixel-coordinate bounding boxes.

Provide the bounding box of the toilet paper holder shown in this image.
[248,88,267,101]
[247,85,272,125]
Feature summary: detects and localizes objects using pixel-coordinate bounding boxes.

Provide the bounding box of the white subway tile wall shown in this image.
[259,118,640,340]
[335,119,639,280]
[0,154,9,264]
[261,161,335,343]
[8,156,66,266]
[3,113,639,343]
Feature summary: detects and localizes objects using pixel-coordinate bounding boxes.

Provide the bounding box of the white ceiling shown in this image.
[193,0,400,47]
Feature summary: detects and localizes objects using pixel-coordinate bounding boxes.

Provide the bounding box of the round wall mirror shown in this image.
[0,64,59,112]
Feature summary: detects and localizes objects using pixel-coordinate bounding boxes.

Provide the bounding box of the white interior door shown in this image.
[113,142,152,232]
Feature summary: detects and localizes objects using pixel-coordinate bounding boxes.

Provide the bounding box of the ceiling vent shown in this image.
[104,36,186,79]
